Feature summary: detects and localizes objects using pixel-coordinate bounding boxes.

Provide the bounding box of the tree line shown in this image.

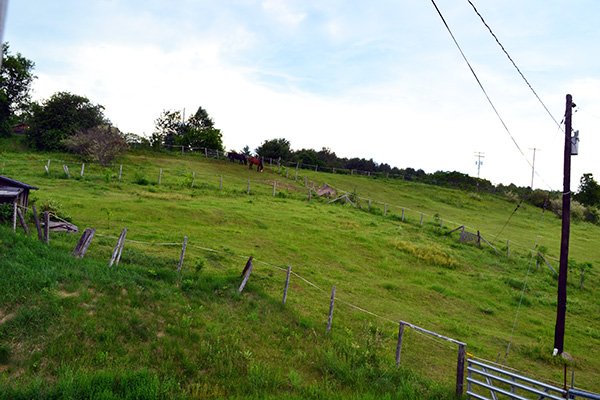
[1,43,599,223]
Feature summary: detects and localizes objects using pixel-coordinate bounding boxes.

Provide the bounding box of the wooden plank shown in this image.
[115,227,127,265]
[16,207,29,235]
[75,228,95,259]
[80,163,85,177]
[241,256,253,277]
[109,229,126,267]
[32,204,43,242]
[457,343,466,397]
[327,286,336,334]
[12,202,16,233]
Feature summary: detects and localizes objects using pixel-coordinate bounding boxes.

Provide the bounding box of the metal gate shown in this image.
[467,359,600,400]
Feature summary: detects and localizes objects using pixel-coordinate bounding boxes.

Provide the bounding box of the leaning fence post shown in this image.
[238,256,254,293]
[282,265,291,305]
[80,163,85,177]
[109,228,127,267]
[395,321,405,367]
[456,343,466,397]
[72,228,96,259]
[273,181,276,196]
[16,207,29,235]
[177,236,188,274]
[327,286,336,334]
[477,230,481,246]
[63,165,70,178]
[32,204,43,242]
[115,227,127,266]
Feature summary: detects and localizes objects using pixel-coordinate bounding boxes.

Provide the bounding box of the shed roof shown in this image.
[0,175,39,190]
[0,187,24,197]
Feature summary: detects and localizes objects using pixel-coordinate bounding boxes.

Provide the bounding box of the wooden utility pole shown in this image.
[554,94,575,355]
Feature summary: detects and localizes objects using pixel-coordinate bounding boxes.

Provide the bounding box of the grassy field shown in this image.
[1,141,599,398]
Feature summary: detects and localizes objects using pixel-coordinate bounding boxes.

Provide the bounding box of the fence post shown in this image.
[12,202,16,233]
[220,175,223,190]
[308,188,312,201]
[456,343,466,397]
[32,204,43,242]
[295,169,298,182]
[191,172,195,188]
[286,168,289,179]
[283,265,291,305]
[118,165,123,182]
[115,227,127,266]
[205,148,208,158]
[327,286,336,334]
[72,228,96,259]
[420,213,423,227]
[507,240,510,258]
[159,168,162,185]
[44,211,50,244]
[247,180,250,195]
[16,207,29,235]
[109,228,127,267]
[216,150,219,160]
[368,199,371,212]
[273,181,276,196]
[239,256,254,293]
[440,219,443,229]
[178,236,188,274]
[402,208,405,222]
[63,165,70,179]
[395,322,405,367]
[81,163,85,177]
[477,230,481,246]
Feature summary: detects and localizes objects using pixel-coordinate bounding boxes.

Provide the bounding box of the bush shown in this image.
[0,203,13,224]
[63,125,128,167]
[550,198,595,223]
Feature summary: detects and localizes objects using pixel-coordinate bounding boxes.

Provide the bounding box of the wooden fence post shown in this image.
[477,230,481,246]
[239,256,254,293]
[178,236,188,274]
[273,181,276,196]
[191,172,195,188]
[80,163,85,177]
[456,343,466,397]
[351,169,354,176]
[283,265,291,305]
[63,165,70,178]
[440,219,443,229]
[32,204,43,242]
[402,208,405,222]
[247,179,250,195]
[109,228,128,267]
[308,188,312,201]
[420,213,424,227]
[327,286,336,334]
[45,165,49,175]
[295,170,298,182]
[44,211,50,244]
[368,199,371,212]
[315,164,318,172]
[507,240,510,258]
[220,175,223,190]
[286,168,289,179]
[16,207,29,235]
[72,228,96,259]
[117,165,122,182]
[395,322,405,367]
[12,202,16,233]
[158,168,162,185]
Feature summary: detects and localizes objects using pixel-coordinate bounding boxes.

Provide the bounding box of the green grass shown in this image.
[1,144,599,397]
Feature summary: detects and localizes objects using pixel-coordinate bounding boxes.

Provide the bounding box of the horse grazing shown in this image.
[249,157,263,172]
[228,152,247,165]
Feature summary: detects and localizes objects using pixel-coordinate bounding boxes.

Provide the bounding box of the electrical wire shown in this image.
[466,0,561,129]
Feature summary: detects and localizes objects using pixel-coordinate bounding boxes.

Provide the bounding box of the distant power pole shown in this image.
[474,152,485,189]
[529,148,540,189]
[554,94,577,356]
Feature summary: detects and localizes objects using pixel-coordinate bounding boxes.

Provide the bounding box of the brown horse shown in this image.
[249,157,263,172]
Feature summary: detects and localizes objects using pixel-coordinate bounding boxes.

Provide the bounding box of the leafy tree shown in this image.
[0,43,36,136]
[153,106,224,151]
[26,92,108,151]
[255,138,291,160]
[62,125,128,166]
[575,173,600,206]
[241,145,251,156]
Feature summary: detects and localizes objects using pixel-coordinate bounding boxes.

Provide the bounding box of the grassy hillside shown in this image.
[1,145,599,397]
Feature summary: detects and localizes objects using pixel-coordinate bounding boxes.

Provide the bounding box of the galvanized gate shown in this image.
[467,359,600,400]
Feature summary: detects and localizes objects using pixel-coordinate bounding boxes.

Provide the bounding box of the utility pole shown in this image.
[474,152,485,189]
[554,94,576,356]
[529,148,540,189]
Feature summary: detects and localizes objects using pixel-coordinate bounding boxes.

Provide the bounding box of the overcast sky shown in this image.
[4,1,599,189]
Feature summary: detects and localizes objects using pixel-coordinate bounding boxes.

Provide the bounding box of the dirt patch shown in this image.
[55,290,78,298]
[0,312,15,326]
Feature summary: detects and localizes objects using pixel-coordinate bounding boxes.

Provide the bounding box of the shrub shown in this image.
[0,203,13,224]
[63,124,128,167]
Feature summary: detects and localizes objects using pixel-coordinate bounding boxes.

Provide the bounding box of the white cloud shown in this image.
[261,0,306,26]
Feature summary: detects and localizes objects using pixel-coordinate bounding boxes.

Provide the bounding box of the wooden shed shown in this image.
[0,175,39,208]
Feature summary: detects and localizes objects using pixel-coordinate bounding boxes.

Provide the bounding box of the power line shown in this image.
[466,0,561,129]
